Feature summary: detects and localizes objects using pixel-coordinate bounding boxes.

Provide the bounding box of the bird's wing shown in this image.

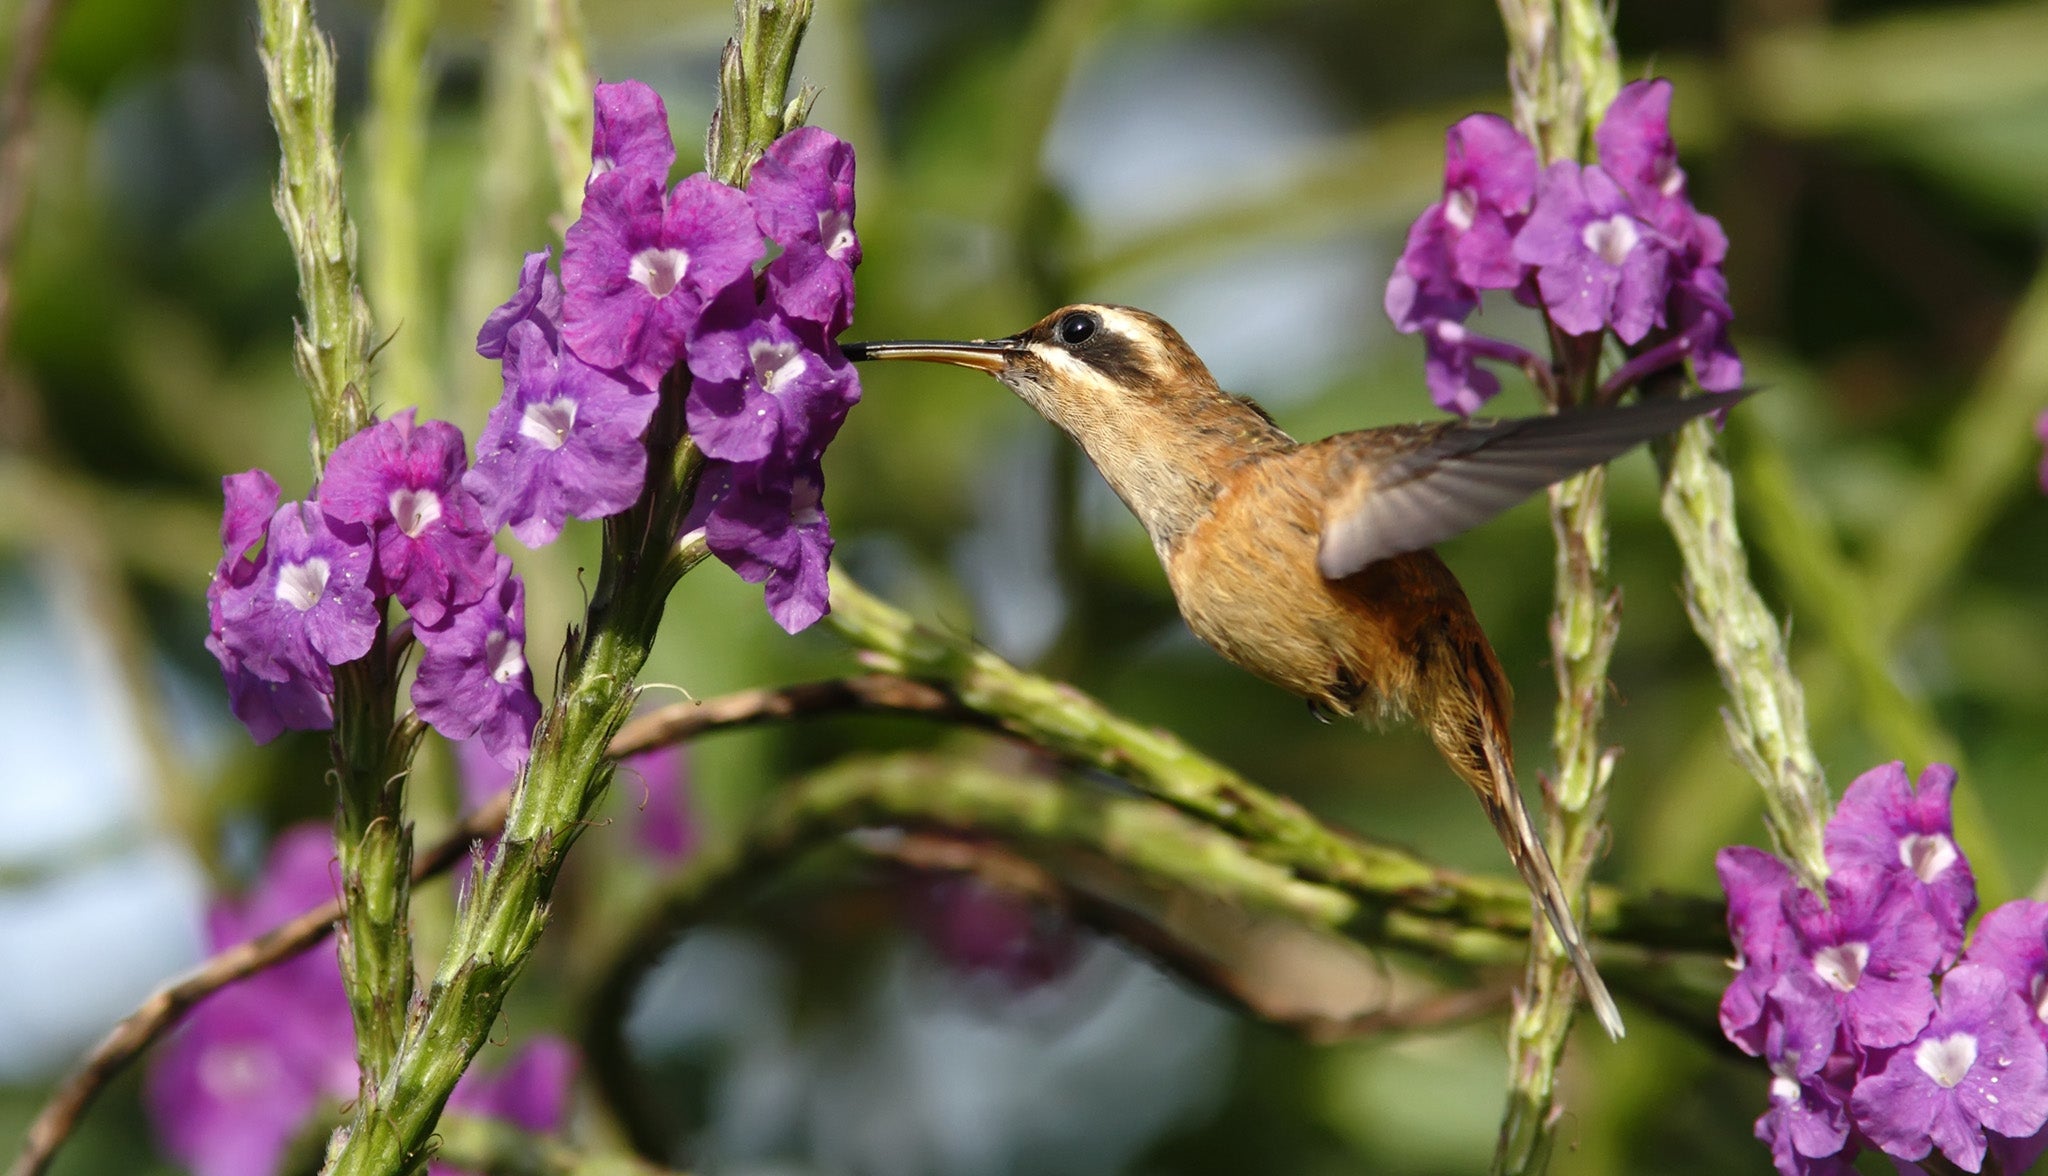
[1315,391,1749,580]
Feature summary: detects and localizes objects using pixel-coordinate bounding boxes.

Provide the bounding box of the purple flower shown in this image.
[1513,160,1670,343]
[588,79,673,186]
[1720,845,1802,1054]
[213,500,379,690]
[466,319,657,547]
[477,250,564,360]
[206,473,338,743]
[1383,115,1543,415]
[560,170,763,388]
[1595,79,1686,218]
[431,1038,578,1176]
[685,285,858,462]
[210,469,281,619]
[1827,762,1976,965]
[1853,963,2048,1171]
[1417,317,1540,418]
[413,556,542,769]
[1962,900,2048,1042]
[619,744,694,862]
[700,455,834,634]
[1755,972,1856,1176]
[1787,866,1940,1050]
[1404,114,1538,299]
[319,410,495,628]
[748,126,859,266]
[147,825,357,1176]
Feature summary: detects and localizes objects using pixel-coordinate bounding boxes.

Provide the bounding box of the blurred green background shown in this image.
[3,0,2047,1172]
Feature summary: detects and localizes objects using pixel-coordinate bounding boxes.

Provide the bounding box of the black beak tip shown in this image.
[842,341,873,362]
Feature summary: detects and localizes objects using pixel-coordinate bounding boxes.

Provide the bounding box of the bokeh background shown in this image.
[4,0,2047,1172]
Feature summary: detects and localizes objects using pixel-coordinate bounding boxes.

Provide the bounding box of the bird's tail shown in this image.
[1427,632,1626,1041]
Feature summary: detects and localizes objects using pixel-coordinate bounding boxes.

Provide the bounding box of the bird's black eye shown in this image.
[1055,311,1099,347]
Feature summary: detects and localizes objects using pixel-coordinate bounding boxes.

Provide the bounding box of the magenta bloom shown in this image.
[1513,160,1669,342]
[477,249,564,360]
[588,79,674,186]
[1384,114,1544,415]
[1392,113,1538,307]
[1719,845,1801,1054]
[749,126,859,265]
[207,473,336,742]
[686,287,858,462]
[319,410,495,627]
[561,170,763,388]
[1853,963,2048,1171]
[1787,866,1941,1050]
[1826,762,1976,965]
[147,826,357,1176]
[1595,80,1685,216]
[1962,900,2048,1040]
[212,499,378,697]
[700,455,835,634]
[467,319,657,547]
[413,556,542,769]
[1754,971,1855,1176]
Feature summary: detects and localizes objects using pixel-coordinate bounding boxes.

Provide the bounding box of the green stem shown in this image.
[1493,4,1623,1172]
[257,0,417,1096]
[434,1116,681,1176]
[318,0,810,1165]
[581,753,1732,1151]
[256,0,375,462]
[824,571,1726,954]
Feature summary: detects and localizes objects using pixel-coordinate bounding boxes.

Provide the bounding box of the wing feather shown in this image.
[1315,391,1750,580]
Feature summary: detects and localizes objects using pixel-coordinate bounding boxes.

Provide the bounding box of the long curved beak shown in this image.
[841,339,1023,373]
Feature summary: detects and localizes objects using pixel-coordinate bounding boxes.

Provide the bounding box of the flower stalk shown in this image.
[315,2,815,1170]
[1493,3,1625,1172]
[256,0,416,1091]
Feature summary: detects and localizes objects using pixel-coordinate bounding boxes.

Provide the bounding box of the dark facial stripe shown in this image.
[1068,328,1150,387]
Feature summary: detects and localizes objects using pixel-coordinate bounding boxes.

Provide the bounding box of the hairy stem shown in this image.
[532,0,594,221]
[317,1,810,1168]
[256,0,417,1093]
[1655,419,1829,883]
[1494,3,1623,1171]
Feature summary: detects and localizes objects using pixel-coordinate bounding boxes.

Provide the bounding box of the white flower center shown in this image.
[629,247,690,298]
[2030,975,2048,1024]
[1812,942,1870,992]
[1432,318,1468,345]
[485,629,526,685]
[275,558,331,612]
[1899,833,1958,884]
[1914,1033,1979,1089]
[1769,1075,1800,1105]
[1581,214,1641,266]
[790,476,823,527]
[1659,167,1685,198]
[749,338,808,396]
[589,156,615,180]
[818,208,856,260]
[389,487,442,538]
[519,399,578,451]
[1444,188,1477,232]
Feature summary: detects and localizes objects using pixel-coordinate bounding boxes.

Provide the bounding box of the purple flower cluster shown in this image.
[1719,762,2048,1173]
[1386,78,1742,414]
[208,80,865,747]
[147,824,574,1176]
[205,412,542,767]
[491,80,860,633]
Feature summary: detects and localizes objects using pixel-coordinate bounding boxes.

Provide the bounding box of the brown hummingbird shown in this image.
[847,303,1743,1040]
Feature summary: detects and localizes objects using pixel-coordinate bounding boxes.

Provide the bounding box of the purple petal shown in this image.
[589,79,674,186]
[1442,113,1538,217]
[748,125,859,264]
[477,250,564,360]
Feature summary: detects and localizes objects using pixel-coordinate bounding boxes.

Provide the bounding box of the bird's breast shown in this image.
[1162,450,1472,718]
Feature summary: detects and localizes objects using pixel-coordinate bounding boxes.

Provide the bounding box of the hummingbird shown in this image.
[846,303,1743,1040]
